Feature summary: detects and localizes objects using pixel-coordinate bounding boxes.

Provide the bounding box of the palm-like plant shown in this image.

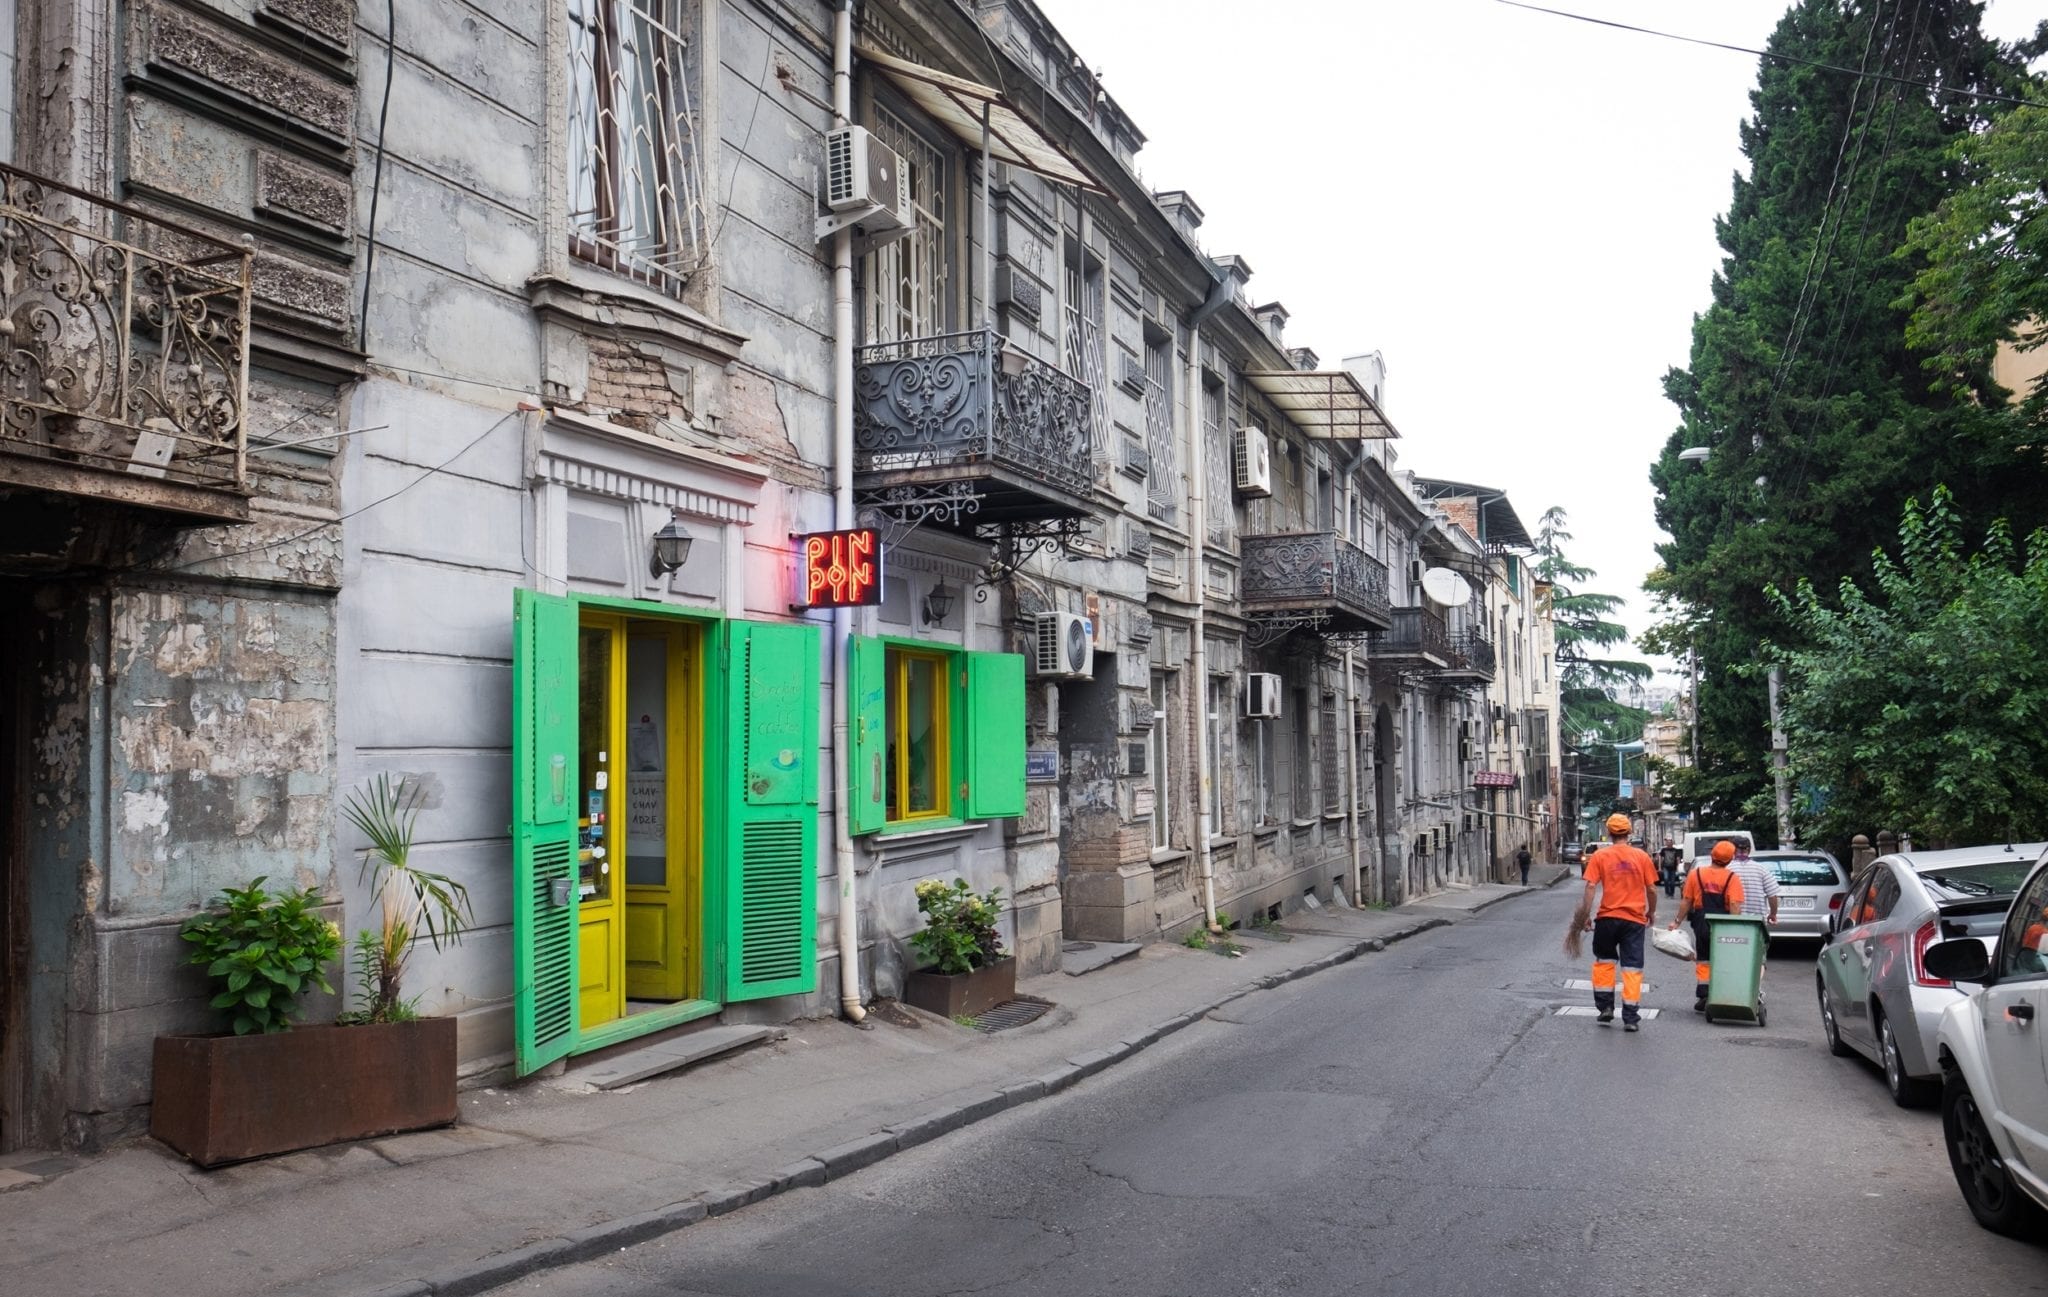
[340,774,472,1024]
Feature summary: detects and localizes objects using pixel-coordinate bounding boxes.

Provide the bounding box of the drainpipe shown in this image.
[1337,442,1370,903]
[829,1,864,1023]
[1185,267,1233,931]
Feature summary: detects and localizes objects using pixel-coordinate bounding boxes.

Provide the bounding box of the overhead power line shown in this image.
[1493,0,2048,110]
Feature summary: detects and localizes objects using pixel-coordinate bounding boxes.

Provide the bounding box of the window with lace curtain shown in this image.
[567,0,709,295]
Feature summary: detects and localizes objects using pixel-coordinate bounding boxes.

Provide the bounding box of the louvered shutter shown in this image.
[847,634,887,835]
[722,619,820,1001]
[512,589,581,1074]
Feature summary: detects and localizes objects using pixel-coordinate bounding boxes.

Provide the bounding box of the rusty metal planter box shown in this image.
[903,957,1016,1020]
[150,1018,457,1167]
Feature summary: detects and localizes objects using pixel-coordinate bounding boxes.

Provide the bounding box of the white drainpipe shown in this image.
[829,1,864,1023]
[1184,269,1233,931]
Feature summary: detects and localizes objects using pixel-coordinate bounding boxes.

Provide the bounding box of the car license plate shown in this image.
[1781,896,1814,910]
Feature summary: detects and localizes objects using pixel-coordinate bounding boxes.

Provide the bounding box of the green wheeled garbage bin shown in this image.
[1704,914,1769,1026]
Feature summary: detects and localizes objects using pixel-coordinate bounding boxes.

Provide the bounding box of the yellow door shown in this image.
[623,621,699,1002]
[576,617,626,1028]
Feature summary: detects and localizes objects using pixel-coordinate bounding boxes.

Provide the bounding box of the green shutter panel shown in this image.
[964,651,1028,819]
[511,589,580,1075]
[723,619,820,1002]
[847,635,887,835]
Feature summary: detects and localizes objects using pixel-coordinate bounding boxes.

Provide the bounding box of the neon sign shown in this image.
[797,528,883,608]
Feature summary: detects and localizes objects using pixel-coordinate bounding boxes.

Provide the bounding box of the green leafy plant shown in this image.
[180,879,342,1035]
[908,878,1004,975]
[341,774,472,1024]
[1182,928,1209,950]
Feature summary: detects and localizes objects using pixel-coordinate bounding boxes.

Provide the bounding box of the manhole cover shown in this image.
[973,1000,1053,1033]
[1719,1034,1805,1048]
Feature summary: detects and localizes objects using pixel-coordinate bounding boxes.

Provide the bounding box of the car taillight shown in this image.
[1912,919,1950,988]
[1829,893,1845,910]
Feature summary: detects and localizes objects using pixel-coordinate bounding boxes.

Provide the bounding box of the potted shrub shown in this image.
[902,878,1015,1019]
[150,775,471,1167]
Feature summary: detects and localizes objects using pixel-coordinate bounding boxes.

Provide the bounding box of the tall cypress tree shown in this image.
[1647,0,2037,838]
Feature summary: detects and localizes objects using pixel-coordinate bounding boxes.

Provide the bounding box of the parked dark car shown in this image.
[1561,841,1584,864]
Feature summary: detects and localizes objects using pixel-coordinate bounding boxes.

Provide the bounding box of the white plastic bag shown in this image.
[1651,925,1696,962]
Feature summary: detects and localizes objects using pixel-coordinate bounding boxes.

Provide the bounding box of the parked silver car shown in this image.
[1818,842,2046,1107]
[1752,849,1849,940]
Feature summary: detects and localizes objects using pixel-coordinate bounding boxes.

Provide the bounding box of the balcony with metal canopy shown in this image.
[1239,530,1392,644]
[1373,604,1452,669]
[1436,629,1497,682]
[0,163,253,522]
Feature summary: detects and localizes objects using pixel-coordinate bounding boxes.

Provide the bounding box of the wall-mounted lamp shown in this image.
[922,583,956,625]
[649,515,695,577]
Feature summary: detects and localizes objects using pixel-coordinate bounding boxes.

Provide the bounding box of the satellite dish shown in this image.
[1421,567,1471,607]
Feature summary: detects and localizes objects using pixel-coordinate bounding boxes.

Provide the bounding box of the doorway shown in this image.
[0,581,24,1149]
[575,612,704,1029]
[1373,704,1397,905]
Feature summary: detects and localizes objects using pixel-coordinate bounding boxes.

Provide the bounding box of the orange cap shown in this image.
[1605,813,1632,836]
[1710,841,1736,864]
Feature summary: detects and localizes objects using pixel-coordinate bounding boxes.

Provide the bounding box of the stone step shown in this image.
[568,1025,781,1090]
[1061,940,1141,976]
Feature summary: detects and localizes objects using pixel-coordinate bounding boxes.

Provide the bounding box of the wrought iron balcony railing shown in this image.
[1438,630,1497,681]
[1239,530,1393,633]
[1375,605,1452,667]
[852,327,1098,528]
[0,163,252,515]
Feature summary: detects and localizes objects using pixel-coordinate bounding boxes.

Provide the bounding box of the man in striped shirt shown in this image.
[1728,847,1781,931]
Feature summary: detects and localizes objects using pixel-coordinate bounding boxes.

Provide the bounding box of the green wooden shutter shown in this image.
[511,589,580,1075]
[722,619,821,1002]
[964,651,1027,819]
[847,635,887,836]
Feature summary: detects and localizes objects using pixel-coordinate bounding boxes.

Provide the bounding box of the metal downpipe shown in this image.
[830,1,864,1023]
[1185,267,1233,931]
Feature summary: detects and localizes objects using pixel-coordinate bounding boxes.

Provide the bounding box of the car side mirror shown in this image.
[1922,937,1993,984]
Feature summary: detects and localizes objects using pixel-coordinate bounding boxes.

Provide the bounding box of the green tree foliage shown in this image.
[1649,1,2039,828]
[1533,507,1649,826]
[1771,486,2048,845]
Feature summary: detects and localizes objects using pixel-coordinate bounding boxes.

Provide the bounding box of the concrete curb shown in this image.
[381,915,1453,1296]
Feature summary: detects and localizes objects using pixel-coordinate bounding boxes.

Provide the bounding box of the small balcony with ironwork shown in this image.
[852,327,1098,534]
[1373,605,1452,669]
[1239,530,1392,643]
[0,163,253,522]
[1436,629,1497,683]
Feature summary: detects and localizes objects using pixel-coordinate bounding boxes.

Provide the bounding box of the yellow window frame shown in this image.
[888,646,952,824]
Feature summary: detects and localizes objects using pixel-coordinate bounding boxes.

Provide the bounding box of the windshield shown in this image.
[1918,861,2034,899]
[1769,858,1840,887]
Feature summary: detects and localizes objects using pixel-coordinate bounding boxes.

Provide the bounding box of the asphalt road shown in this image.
[507,885,2047,1297]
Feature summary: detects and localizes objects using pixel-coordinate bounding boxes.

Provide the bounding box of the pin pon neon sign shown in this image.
[796,528,883,608]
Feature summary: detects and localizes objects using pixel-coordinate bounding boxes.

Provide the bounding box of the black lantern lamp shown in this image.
[922,583,956,625]
[649,515,694,577]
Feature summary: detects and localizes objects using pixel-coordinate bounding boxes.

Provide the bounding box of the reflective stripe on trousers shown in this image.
[1591,960,1644,1005]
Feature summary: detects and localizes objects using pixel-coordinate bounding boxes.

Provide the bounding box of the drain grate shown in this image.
[972,999,1053,1033]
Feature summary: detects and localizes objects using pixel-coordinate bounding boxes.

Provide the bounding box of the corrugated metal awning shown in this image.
[1242,369,1399,440]
[855,45,1108,192]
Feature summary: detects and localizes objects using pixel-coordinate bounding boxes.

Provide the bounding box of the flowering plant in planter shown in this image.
[179,880,342,1035]
[908,878,1005,974]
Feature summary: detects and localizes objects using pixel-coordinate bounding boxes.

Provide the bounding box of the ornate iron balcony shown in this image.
[1438,630,1497,681]
[1239,530,1393,634]
[0,163,253,518]
[852,327,1098,529]
[1375,605,1452,668]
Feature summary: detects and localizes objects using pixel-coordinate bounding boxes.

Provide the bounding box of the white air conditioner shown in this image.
[823,125,914,231]
[1031,611,1093,679]
[1234,426,1272,497]
[1244,672,1282,719]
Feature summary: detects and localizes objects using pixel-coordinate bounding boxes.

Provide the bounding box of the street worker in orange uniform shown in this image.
[1673,840,1746,1013]
[1565,813,1659,1031]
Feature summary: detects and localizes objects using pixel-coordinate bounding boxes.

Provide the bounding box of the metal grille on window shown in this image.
[1064,258,1110,471]
[861,107,948,344]
[1144,338,1176,524]
[567,0,709,294]
[1203,380,1229,544]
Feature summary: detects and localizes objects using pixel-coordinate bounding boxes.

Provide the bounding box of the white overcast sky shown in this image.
[1035,0,2046,673]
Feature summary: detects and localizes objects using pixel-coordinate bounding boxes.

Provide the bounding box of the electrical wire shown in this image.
[358,0,398,350]
[1493,0,2048,110]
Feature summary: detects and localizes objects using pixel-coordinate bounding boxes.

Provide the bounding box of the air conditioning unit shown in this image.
[1243,672,1282,719]
[823,125,913,231]
[1031,611,1093,679]
[1234,427,1272,497]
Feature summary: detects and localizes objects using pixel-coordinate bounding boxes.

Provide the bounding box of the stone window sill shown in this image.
[1150,848,1189,868]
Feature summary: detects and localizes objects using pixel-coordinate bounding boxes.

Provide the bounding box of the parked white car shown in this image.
[1925,847,2048,1237]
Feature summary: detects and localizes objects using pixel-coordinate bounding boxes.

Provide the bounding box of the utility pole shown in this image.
[1768,664,1794,847]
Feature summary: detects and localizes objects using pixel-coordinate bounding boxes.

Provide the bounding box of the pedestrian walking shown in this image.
[1726,846,1780,930]
[1672,840,1746,1013]
[1516,844,1532,886]
[1564,813,1659,1031]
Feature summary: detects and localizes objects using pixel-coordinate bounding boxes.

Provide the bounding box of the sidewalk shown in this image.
[0,884,1543,1297]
